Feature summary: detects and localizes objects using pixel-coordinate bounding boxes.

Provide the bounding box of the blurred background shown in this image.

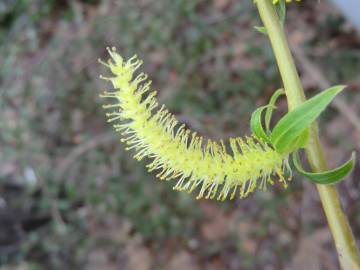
[1,0,360,269]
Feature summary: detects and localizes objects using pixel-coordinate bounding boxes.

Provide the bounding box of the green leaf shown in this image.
[270,85,345,154]
[292,151,356,185]
[254,26,267,35]
[250,105,271,144]
[292,128,310,149]
[265,88,284,132]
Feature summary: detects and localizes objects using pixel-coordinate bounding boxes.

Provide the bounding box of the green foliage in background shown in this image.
[1,0,360,269]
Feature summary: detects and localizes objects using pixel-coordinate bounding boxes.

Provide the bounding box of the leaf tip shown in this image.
[332,84,347,94]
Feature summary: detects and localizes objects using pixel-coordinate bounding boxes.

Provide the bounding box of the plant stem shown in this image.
[255,0,360,269]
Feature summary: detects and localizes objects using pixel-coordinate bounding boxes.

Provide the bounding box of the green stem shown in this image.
[255,0,360,269]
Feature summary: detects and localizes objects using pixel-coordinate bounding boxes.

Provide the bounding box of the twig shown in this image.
[256,1,360,268]
[46,132,117,228]
[55,132,116,182]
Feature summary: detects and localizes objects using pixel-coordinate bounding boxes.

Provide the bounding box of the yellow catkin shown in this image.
[99,47,290,201]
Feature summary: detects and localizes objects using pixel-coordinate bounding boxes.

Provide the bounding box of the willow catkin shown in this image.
[99,47,290,201]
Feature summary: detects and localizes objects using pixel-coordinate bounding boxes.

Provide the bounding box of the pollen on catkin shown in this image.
[98,47,291,201]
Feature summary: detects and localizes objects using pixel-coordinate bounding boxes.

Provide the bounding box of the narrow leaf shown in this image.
[270,85,345,154]
[292,128,310,150]
[254,26,267,35]
[265,88,284,132]
[280,129,311,155]
[292,151,356,185]
[250,105,271,144]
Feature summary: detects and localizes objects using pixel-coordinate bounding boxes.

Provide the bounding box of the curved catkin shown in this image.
[99,47,290,201]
